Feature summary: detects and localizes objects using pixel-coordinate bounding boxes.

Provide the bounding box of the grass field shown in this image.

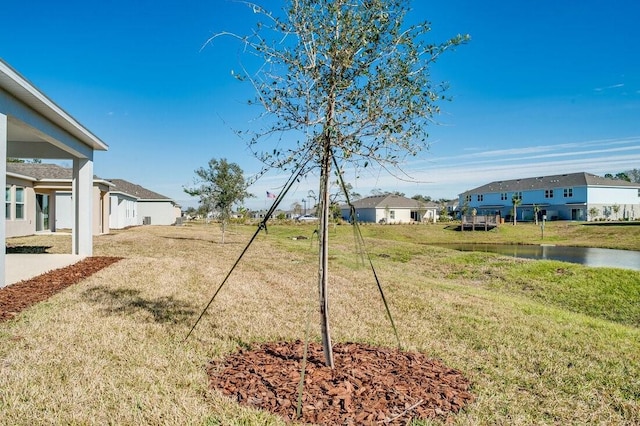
[1,221,639,425]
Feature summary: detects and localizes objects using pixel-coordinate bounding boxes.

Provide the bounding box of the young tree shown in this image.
[213,0,468,366]
[612,203,620,220]
[184,158,252,243]
[533,204,540,225]
[512,194,521,225]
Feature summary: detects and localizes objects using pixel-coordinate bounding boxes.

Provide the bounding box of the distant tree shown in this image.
[460,201,470,216]
[512,194,522,225]
[626,168,640,183]
[615,172,630,182]
[184,158,252,243]
[588,207,599,221]
[411,194,432,203]
[6,158,42,163]
[605,171,632,182]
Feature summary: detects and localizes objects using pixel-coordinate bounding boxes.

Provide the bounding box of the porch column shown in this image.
[0,113,6,287]
[72,157,93,255]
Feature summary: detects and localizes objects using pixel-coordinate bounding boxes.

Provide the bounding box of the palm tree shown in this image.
[512,194,522,225]
[533,204,540,225]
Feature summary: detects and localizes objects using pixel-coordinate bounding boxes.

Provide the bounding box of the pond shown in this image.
[431,243,640,271]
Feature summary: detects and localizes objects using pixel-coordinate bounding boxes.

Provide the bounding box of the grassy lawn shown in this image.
[1,221,639,425]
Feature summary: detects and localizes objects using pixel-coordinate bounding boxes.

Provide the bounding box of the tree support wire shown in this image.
[184,154,311,342]
[184,149,402,352]
[332,153,403,350]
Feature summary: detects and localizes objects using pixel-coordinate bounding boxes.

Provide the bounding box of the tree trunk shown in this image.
[318,133,334,368]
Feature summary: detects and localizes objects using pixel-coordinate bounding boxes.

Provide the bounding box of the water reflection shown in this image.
[432,244,640,271]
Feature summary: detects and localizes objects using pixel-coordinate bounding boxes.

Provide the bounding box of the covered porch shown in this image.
[1,59,108,287]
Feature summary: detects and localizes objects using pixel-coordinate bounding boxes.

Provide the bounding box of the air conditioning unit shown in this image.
[143,216,151,225]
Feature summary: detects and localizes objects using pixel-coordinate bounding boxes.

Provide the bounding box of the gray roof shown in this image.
[461,172,640,195]
[6,162,102,180]
[107,178,171,201]
[347,194,439,209]
[5,164,172,202]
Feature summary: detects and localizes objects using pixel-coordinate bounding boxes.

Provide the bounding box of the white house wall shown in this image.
[376,207,412,224]
[109,194,138,229]
[587,187,639,204]
[137,200,177,225]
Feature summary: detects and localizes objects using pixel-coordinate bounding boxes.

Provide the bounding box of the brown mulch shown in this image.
[208,340,474,425]
[0,256,123,322]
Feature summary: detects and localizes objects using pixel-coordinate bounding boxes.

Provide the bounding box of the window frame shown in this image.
[15,186,25,220]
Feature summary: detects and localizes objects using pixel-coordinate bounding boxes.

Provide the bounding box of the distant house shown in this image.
[107,179,180,228]
[6,163,111,237]
[340,194,439,224]
[445,199,459,218]
[459,172,640,221]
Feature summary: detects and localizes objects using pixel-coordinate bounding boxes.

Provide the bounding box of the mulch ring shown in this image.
[208,340,475,425]
[0,256,123,322]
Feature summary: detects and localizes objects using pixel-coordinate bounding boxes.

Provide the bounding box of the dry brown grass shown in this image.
[1,223,638,425]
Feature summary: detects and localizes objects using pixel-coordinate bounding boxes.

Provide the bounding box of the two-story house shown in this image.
[459,172,640,222]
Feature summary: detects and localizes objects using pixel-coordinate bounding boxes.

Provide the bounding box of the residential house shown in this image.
[340,194,439,224]
[107,179,179,228]
[6,163,110,237]
[1,59,108,286]
[445,199,459,219]
[459,172,640,222]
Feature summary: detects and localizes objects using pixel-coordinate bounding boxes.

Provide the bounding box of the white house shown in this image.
[459,172,640,221]
[107,179,179,228]
[340,194,439,224]
[6,163,111,236]
[1,59,108,286]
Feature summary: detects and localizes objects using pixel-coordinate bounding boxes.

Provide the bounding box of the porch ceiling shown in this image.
[1,59,108,159]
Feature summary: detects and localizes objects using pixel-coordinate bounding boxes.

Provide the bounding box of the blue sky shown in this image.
[2,0,639,210]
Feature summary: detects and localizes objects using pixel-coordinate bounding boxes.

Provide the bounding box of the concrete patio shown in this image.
[5,254,85,286]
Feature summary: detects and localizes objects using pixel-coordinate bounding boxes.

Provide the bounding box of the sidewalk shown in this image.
[5,254,85,286]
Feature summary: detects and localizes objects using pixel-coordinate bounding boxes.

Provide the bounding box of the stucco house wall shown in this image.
[109,193,138,229]
[55,184,110,234]
[137,200,177,225]
[107,179,178,228]
[6,175,36,238]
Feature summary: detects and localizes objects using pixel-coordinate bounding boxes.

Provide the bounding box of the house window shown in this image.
[465,195,471,203]
[477,194,483,202]
[5,186,11,219]
[389,210,395,219]
[15,187,25,219]
[563,188,573,198]
[500,192,508,201]
[513,192,522,200]
[545,189,554,199]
